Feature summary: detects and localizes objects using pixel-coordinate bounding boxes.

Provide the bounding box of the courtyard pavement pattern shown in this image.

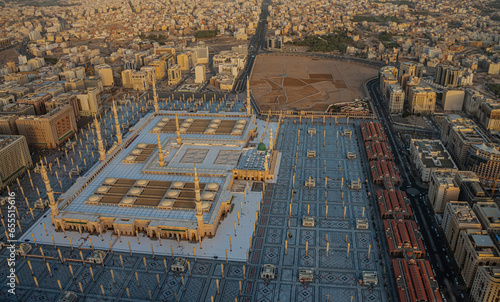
[1,116,388,302]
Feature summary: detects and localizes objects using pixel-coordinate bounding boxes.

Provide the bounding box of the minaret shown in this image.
[112,101,122,144]
[264,152,269,172]
[153,77,159,113]
[157,133,164,167]
[194,164,202,208]
[246,76,251,115]
[41,161,59,219]
[269,128,274,151]
[175,114,182,144]
[194,164,205,241]
[95,115,106,162]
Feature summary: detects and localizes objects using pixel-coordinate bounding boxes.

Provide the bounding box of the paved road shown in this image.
[367,78,468,302]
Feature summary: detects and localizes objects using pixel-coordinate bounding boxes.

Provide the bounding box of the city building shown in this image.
[379,66,398,99]
[15,104,77,148]
[441,115,489,168]
[387,84,405,113]
[131,71,149,91]
[470,266,500,302]
[473,202,500,231]
[94,64,114,87]
[45,93,80,120]
[17,93,51,115]
[195,65,206,84]
[168,65,182,86]
[0,103,35,116]
[409,139,458,182]
[464,88,491,116]
[0,115,18,135]
[435,64,460,87]
[464,143,500,188]
[478,101,500,132]
[76,87,102,116]
[428,171,460,213]
[149,59,166,79]
[457,173,493,206]
[0,135,32,190]
[408,86,437,114]
[455,230,500,287]
[442,201,481,252]
[398,62,424,82]
[442,89,465,111]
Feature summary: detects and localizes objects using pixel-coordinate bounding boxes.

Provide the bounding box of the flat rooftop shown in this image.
[56,111,257,228]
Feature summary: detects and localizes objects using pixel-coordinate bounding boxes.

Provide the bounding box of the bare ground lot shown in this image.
[250,55,378,112]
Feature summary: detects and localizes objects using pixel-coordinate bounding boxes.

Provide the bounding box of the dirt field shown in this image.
[250,55,378,112]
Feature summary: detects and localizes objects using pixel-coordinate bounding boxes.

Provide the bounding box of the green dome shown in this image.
[257,142,266,151]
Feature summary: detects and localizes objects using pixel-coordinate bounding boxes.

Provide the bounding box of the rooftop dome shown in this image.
[257,142,266,151]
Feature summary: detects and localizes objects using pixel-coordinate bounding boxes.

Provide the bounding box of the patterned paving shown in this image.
[2,117,390,302]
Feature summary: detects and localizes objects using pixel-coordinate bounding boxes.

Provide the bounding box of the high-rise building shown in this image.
[84,76,104,93]
[408,87,436,114]
[464,88,492,115]
[478,101,500,132]
[0,135,32,190]
[442,201,481,252]
[473,202,500,231]
[470,266,500,302]
[16,104,77,149]
[195,65,206,84]
[177,53,192,71]
[442,89,465,111]
[435,64,460,87]
[398,62,423,81]
[409,139,458,182]
[148,59,166,79]
[464,143,500,188]
[46,93,80,120]
[17,93,52,115]
[76,87,102,116]
[0,115,19,135]
[387,84,405,113]
[94,64,114,87]
[379,66,398,99]
[428,171,460,213]
[122,69,133,89]
[455,230,500,287]
[131,71,149,91]
[168,65,182,86]
[441,115,489,168]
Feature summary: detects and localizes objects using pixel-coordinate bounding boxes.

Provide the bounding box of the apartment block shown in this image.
[387,84,405,113]
[455,230,500,287]
[17,93,51,115]
[470,266,500,302]
[409,139,458,182]
[428,171,460,213]
[442,201,481,252]
[76,87,101,116]
[0,135,32,190]
[408,86,437,114]
[441,115,489,168]
[473,202,500,231]
[464,143,500,188]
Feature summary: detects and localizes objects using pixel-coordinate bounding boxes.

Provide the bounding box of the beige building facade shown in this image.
[16,104,77,148]
[0,135,32,189]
